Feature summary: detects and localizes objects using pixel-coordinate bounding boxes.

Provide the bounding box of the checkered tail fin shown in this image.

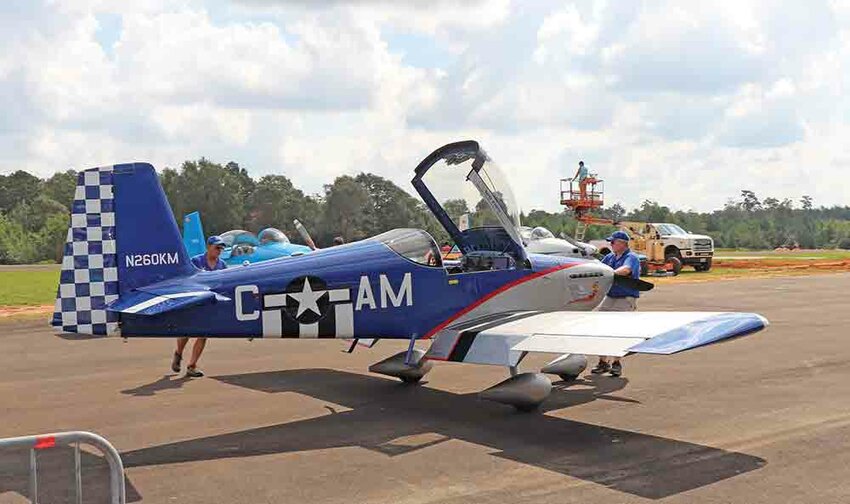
[51,163,195,336]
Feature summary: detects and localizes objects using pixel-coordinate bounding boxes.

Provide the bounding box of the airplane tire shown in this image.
[558,374,579,382]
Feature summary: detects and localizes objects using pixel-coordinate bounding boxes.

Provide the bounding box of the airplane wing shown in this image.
[426,311,767,366]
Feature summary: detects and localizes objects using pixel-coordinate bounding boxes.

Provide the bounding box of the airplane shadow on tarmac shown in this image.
[118,369,766,500]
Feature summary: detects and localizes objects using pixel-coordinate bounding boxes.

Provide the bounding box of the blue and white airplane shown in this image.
[49,141,768,410]
[182,211,312,265]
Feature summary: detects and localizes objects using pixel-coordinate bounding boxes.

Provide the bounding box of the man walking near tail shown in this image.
[590,230,641,377]
[171,235,227,377]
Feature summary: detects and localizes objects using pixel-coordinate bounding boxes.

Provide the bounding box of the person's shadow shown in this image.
[544,374,639,411]
[120,374,191,397]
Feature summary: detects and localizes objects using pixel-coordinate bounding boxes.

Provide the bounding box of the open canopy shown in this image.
[412,141,526,262]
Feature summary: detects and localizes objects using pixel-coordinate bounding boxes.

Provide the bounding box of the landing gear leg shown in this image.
[509,351,528,377]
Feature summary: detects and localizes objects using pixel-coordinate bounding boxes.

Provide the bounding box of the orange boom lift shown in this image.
[559,172,683,276]
[559,173,610,242]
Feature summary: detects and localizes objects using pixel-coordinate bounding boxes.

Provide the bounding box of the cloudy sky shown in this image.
[1,0,848,212]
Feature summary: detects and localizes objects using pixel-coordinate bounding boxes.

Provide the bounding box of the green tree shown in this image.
[442,199,470,223]
[322,176,371,243]
[245,174,319,240]
[740,190,761,212]
[354,173,426,236]
[0,170,42,213]
[628,200,671,222]
[8,196,67,232]
[160,159,253,235]
[43,170,78,207]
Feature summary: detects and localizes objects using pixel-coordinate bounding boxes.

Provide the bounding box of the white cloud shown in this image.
[0,0,848,215]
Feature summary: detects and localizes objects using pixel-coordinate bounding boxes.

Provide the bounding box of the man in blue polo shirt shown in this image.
[591,230,641,377]
[170,235,227,377]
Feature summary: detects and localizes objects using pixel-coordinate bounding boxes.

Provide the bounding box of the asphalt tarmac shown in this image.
[2,273,849,503]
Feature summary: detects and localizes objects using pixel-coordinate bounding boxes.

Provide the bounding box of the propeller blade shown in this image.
[613,275,655,292]
[293,219,318,250]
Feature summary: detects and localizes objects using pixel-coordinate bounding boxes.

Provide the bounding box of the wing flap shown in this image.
[513,334,647,357]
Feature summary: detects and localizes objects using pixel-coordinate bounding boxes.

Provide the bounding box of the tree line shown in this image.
[1,158,849,264]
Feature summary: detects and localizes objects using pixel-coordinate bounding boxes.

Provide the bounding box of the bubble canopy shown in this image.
[219,230,259,247]
[258,228,290,244]
[411,141,526,261]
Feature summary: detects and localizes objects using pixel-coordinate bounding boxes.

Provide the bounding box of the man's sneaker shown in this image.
[171,353,182,373]
[185,366,204,378]
[610,361,623,377]
[590,361,611,374]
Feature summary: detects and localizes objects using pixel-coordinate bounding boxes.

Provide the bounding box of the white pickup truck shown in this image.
[591,222,714,272]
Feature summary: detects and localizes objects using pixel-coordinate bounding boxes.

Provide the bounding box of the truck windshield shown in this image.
[656,224,687,236]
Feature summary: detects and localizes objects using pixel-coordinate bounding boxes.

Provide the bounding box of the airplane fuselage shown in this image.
[121,238,613,339]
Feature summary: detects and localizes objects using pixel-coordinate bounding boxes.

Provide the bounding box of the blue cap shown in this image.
[606,230,630,242]
[207,235,225,247]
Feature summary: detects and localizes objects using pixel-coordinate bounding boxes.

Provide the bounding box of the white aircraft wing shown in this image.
[426,311,768,366]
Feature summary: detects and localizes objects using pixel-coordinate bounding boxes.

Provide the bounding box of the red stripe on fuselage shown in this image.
[422,262,579,349]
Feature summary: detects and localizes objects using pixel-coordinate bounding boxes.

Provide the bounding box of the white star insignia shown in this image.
[288,279,326,319]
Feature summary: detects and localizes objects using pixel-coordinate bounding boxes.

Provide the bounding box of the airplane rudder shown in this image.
[112,163,194,292]
[51,166,121,336]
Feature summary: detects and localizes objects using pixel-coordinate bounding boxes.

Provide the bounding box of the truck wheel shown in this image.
[666,256,683,275]
[694,259,712,272]
[664,248,683,275]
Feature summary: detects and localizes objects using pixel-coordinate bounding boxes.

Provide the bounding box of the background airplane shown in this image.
[520,225,598,257]
[50,140,767,410]
[182,211,311,265]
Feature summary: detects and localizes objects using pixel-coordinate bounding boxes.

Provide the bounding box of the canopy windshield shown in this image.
[418,152,521,231]
[412,141,526,260]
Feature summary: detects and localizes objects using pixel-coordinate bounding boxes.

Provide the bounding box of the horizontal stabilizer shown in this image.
[108,287,227,316]
[427,311,767,364]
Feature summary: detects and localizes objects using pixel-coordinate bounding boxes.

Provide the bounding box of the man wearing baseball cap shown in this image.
[170,235,228,377]
[590,230,641,377]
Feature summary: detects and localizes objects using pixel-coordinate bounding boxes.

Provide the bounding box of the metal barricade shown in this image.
[0,431,125,504]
